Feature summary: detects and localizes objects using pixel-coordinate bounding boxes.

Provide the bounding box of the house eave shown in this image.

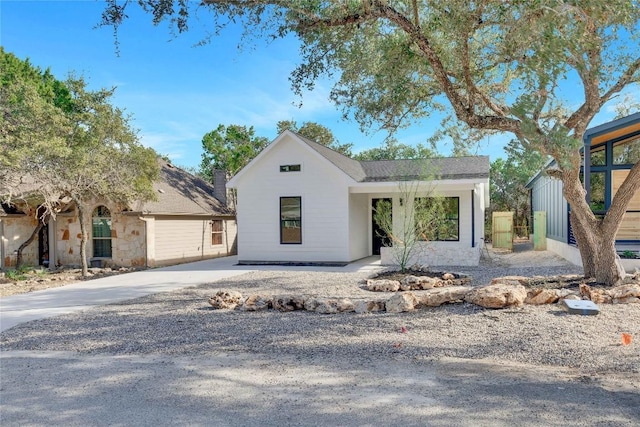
[349,178,488,193]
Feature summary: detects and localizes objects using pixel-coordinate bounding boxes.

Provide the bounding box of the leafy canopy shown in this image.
[277,119,353,156]
[200,124,270,181]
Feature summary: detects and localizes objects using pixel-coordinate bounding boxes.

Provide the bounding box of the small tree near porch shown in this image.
[373,179,448,272]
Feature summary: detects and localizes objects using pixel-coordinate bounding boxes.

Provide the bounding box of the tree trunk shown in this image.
[15,221,45,269]
[561,170,629,286]
[76,202,89,277]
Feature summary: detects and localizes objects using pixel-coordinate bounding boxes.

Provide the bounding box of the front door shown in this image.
[38,222,49,267]
[372,198,392,255]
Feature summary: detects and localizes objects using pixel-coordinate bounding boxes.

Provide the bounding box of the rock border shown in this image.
[208,275,640,313]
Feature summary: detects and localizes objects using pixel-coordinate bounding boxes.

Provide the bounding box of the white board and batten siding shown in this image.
[231,134,354,263]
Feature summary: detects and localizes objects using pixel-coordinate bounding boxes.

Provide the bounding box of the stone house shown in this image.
[0,159,236,269]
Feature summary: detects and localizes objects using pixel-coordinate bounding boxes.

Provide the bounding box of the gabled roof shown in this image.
[360,156,490,181]
[296,133,489,182]
[131,159,232,216]
[294,133,367,181]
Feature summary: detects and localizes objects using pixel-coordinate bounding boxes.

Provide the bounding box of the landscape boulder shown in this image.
[466,283,527,308]
[354,300,386,313]
[490,276,529,286]
[273,295,306,311]
[607,284,640,304]
[242,294,273,311]
[401,275,440,290]
[525,288,560,305]
[418,286,472,307]
[366,279,401,292]
[385,292,418,313]
[579,284,612,304]
[208,290,243,310]
[312,298,355,314]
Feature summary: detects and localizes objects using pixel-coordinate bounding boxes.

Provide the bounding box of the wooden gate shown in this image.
[533,211,547,250]
[492,212,513,250]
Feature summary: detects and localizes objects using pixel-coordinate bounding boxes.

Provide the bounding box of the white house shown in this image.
[227,131,490,266]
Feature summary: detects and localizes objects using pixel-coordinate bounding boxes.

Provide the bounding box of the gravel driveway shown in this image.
[1,248,639,426]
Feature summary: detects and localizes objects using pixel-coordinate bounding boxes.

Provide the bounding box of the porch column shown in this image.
[583,136,591,203]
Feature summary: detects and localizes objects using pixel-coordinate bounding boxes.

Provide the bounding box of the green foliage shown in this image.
[200,124,269,182]
[277,120,353,156]
[354,138,437,161]
[1,50,159,275]
[490,139,547,232]
[620,250,638,259]
[4,265,30,281]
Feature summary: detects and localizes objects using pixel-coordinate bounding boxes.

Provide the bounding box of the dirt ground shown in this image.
[0,267,138,298]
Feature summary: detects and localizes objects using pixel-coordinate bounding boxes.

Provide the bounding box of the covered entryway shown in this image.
[371,198,392,255]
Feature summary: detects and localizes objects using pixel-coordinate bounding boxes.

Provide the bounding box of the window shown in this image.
[414,197,459,241]
[280,164,301,172]
[613,134,640,165]
[589,172,606,213]
[590,145,606,166]
[92,206,112,258]
[211,220,223,245]
[280,197,301,244]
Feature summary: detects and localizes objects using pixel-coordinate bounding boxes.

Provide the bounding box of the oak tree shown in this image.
[103,1,640,285]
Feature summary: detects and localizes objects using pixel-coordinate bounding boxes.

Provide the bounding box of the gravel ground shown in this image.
[1,253,638,378]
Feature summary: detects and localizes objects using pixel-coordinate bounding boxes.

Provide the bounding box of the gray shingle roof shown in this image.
[130,159,233,216]
[296,133,489,182]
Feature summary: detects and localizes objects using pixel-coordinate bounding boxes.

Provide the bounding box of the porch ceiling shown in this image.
[348,179,486,194]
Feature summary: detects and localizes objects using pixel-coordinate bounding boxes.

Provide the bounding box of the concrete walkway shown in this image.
[0,256,382,332]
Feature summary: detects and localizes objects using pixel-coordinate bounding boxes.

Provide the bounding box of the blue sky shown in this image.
[1,1,637,170]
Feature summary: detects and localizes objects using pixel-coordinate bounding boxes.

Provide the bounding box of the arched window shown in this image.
[92,206,112,258]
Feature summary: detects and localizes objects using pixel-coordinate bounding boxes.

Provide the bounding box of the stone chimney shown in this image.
[213,169,228,207]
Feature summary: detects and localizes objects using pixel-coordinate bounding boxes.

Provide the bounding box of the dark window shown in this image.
[280,197,301,244]
[92,206,112,258]
[211,220,223,245]
[590,145,606,166]
[589,172,606,213]
[280,164,301,172]
[414,197,459,241]
[613,135,640,165]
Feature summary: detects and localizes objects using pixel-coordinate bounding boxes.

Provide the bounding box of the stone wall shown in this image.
[53,210,146,268]
[1,216,40,267]
[381,243,480,267]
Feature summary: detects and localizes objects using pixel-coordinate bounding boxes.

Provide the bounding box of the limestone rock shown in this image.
[304,298,319,311]
[354,300,385,313]
[418,286,472,307]
[466,283,527,308]
[606,284,640,303]
[525,288,560,305]
[579,283,612,304]
[242,294,273,311]
[401,275,439,290]
[366,279,400,292]
[208,290,243,310]
[385,292,418,313]
[490,276,529,286]
[273,295,306,311]
[442,273,455,280]
[556,288,580,301]
[313,298,355,314]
